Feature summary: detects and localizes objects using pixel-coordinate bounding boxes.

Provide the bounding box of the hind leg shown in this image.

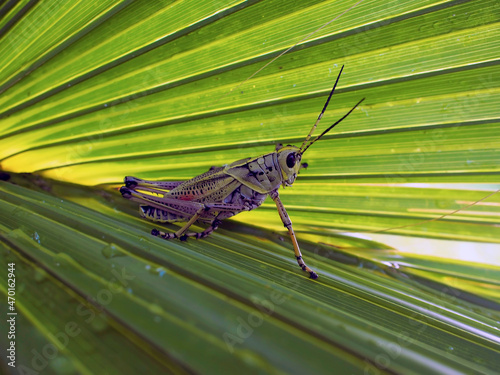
[150,206,205,239]
[120,186,204,217]
[124,176,183,190]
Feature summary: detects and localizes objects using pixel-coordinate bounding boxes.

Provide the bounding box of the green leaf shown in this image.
[1,175,499,374]
[0,0,499,374]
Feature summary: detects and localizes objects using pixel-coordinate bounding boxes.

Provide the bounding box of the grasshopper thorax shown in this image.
[276,144,305,187]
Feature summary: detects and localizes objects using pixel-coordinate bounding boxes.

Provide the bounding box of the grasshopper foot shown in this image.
[297,256,318,280]
[120,186,132,198]
[124,176,139,188]
[151,228,178,240]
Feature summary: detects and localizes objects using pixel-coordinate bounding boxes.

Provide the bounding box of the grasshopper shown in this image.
[120,66,364,279]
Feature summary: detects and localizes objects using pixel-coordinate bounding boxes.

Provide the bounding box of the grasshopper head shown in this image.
[276,145,307,187]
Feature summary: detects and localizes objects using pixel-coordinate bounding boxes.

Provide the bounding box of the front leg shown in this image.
[152,219,223,241]
[152,206,206,239]
[269,190,318,279]
[150,202,248,241]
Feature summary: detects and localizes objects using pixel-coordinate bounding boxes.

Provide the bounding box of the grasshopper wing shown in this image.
[167,167,241,203]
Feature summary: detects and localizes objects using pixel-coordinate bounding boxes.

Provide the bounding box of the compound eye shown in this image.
[286,153,296,168]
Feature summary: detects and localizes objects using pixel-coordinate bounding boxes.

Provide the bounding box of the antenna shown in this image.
[301,97,365,154]
[299,65,344,152]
